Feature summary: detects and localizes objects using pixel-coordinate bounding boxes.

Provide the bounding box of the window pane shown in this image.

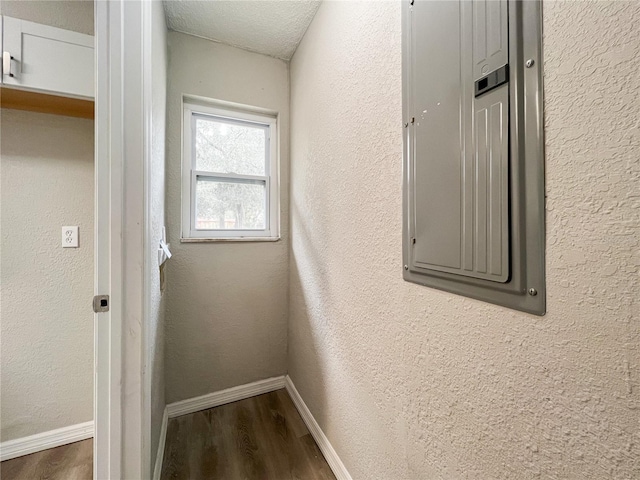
[195,178,266,230]
[195,116,266,175]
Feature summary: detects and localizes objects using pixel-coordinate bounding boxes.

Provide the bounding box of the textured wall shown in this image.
[0,110,94,441]
[288,1,639,479]
[0,0,93,35]
[165,32,289,403]
[149,0,167,472]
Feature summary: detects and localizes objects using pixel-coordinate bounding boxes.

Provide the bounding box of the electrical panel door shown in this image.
[410,0,509,283]
[403,0,546,315]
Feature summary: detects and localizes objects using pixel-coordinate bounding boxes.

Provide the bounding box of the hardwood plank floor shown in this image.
[161,389,336,480]
[0,439,92,480]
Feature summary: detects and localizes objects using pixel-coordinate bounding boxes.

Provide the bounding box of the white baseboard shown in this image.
[152,408,168,480]
[285,375,352,480]
[0,421,94,462]
[166,375,286,418]
[156,376,287,479]
[158,375,350,480]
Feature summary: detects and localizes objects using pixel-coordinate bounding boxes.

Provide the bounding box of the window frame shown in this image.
[181,100,279,241]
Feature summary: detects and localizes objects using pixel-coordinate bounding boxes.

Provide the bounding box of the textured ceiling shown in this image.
[163,0,321,61]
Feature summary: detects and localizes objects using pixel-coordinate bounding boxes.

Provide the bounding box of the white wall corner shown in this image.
[0,421,94,462]
[285,376,352,480]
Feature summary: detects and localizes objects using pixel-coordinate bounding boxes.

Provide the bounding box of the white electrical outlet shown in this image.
[62,226,79,248]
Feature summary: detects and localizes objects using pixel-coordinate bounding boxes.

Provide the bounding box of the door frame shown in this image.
[94,1,150,478]
[94,0,123,477]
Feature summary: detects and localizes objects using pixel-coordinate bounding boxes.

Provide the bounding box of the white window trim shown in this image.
[181,100,280,241]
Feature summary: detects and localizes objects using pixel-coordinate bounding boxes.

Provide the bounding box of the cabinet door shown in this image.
[2,16,94,99]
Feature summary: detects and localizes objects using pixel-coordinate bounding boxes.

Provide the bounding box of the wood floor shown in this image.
[0,439,92,480]
[161,389,336,480]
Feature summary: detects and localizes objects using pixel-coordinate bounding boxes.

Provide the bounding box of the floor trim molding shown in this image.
[166,375,286,419]
[0,421,94,462]
[152,408,169,480]
[285,375,352,480]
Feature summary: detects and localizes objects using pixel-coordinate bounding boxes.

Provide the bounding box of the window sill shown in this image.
[181,236,281,243]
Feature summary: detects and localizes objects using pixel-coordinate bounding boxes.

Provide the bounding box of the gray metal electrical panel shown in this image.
[402,0,546,315]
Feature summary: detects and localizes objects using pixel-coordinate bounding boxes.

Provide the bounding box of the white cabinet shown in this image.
[1,16,94,99]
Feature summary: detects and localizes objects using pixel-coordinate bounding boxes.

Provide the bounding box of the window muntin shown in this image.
[183,102,278,239]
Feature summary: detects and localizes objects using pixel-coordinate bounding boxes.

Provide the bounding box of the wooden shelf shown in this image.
[0,87,94,119]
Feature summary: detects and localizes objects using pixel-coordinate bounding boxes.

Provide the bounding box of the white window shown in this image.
[182,100,279,240]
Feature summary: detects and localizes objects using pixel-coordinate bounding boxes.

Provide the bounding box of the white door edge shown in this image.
[94,1,123,478]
